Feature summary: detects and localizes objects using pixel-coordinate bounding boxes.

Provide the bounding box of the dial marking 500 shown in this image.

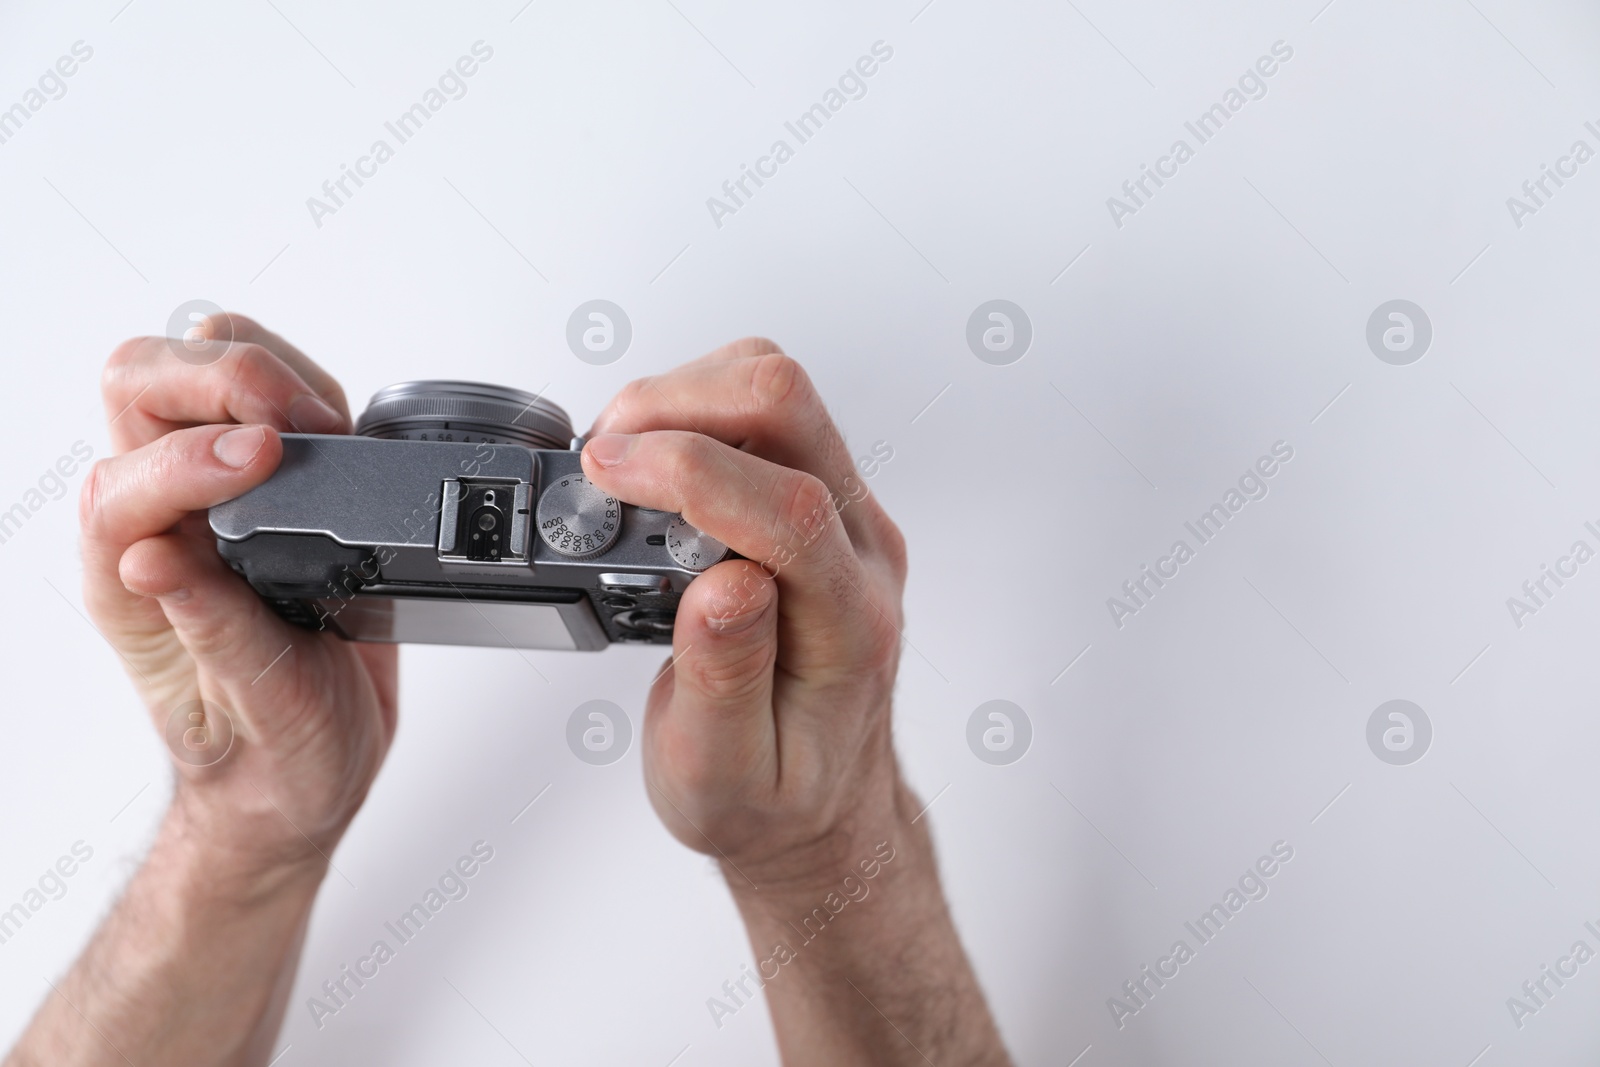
[536,474,621,559]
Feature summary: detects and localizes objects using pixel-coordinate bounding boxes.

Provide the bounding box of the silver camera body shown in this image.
[209,381,728,650]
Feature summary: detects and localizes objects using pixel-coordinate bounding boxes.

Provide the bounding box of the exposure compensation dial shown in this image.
[664,515,730,573]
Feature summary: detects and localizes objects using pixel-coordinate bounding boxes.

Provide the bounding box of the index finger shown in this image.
[582,430,895,676]
[223,313,349,416]
[103,316,349,453]
[590,350,902,567]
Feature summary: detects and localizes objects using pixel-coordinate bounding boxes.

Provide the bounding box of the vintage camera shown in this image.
[209,381,729,650]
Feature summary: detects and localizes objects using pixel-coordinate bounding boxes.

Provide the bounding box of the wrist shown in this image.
[12,789,333,1067]
[159,788,331,907]
[722,774,934,910]
[716,779,1012,1066]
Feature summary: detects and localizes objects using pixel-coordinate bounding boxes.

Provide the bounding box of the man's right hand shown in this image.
[583,344,1012,1066]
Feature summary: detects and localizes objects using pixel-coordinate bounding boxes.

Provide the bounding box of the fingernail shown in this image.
[707,592,770,635]
[585,433,636,468]
[214,425,267,469]
[289,393,346,434]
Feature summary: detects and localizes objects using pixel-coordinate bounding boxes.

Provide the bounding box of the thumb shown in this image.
[650,560,780,788]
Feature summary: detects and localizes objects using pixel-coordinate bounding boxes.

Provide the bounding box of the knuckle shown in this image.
[747,352,811,414]
[322,381,350,417]
[730,335,785,359]
[776,471,835,539]
[591,375,655,434]
[77,442,183,539]
[862,601,904,666]
[657,743,726,802]
[78,458,113,532]
[102,336,157,397]
[877,516,909,582]
[224,343,294,411]
[677,431,724,482]
[686,640,774,704]
[105,336,147,373]
[611,374,656,423]
[152,427,191,467]
[226,342,278,383]
[218,310,259,337]
[145,432,191,490]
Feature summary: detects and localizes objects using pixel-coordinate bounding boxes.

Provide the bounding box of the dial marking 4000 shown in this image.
[536,474,621,559]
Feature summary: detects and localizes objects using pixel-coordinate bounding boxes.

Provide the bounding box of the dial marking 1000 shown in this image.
[535,474,620,559]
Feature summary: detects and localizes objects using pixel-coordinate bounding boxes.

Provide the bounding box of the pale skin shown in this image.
[7,319,1011,1067]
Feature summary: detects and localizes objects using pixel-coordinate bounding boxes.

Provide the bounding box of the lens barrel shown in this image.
[355,380,574,449]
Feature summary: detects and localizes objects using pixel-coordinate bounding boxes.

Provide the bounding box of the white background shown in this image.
[2,1,1600,1064]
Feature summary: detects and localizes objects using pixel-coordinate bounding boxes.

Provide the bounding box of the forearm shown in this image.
[726,786,1011,1067]
[8,799,326,1067]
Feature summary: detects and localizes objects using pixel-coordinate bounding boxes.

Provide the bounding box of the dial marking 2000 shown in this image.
[536,474,621,559]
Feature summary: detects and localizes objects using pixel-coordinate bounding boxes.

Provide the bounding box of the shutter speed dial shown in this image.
[536,474,620,559]
[665,515,729,573]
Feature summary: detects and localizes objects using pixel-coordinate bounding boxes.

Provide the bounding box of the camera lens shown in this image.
[354,381,573,449]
